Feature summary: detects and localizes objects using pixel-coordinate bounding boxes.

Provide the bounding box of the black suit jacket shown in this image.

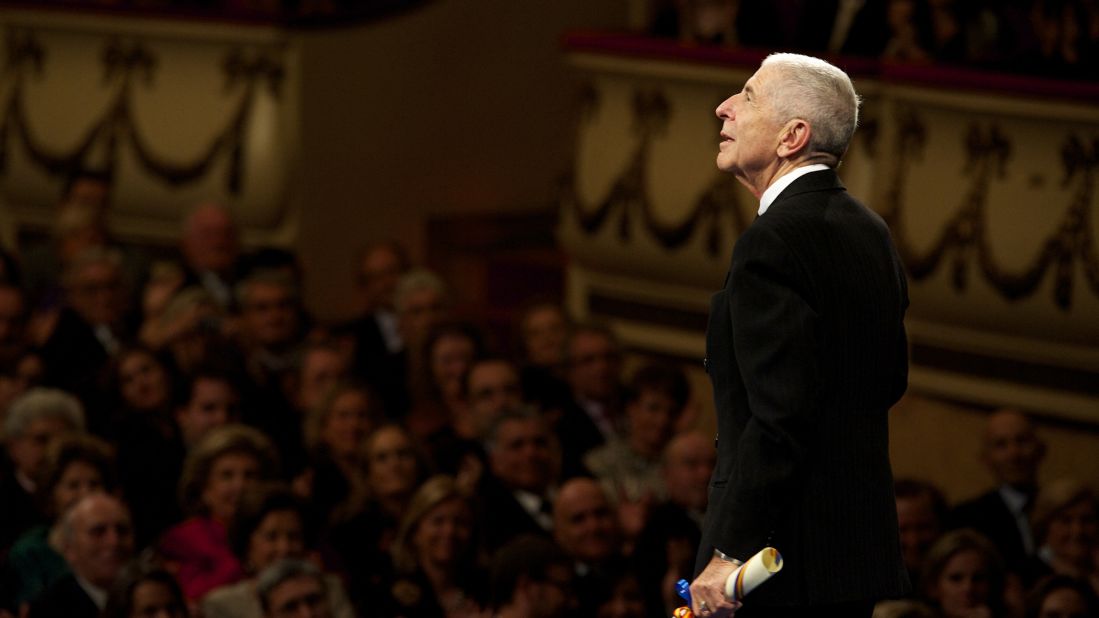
[476,475,551,553]
[699,169,910,606]
[949,488,1031,570]
[27,573,99,618]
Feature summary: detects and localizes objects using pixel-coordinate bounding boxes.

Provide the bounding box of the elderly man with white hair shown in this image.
[691,53,910,617]
[0,387,85,553]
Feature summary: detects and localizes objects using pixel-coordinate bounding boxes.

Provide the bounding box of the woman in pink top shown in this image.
[159,424,278,601]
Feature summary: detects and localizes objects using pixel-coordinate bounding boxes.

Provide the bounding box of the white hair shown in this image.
[393,268,449,314]
[760,53,861,162]
[3,388,85,440]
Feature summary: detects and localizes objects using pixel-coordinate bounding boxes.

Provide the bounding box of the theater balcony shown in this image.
[557,31,1099,423]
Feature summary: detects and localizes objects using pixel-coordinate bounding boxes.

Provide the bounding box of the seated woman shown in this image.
[920,528,1007,618]
[3,434,115,607]
[326,423,424,611]
[102,562,188,618]
[384,475,486,617]
[109,345,184,545]
[1027,478,1099,596]
[298,380,382,527]
[159,424,278,602]
[201,483,353,618]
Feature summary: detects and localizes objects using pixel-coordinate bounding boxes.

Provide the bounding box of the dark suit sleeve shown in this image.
[709,225,820,560]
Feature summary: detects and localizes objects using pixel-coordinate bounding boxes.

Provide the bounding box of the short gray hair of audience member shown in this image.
[919,529,1005,607]
[61,246,124,288]
[3,387,85,440]
[256,558,327,614]
[1030,478,1098,547]
[393,268,449,314]
[483,405,544,453]
[390,475,475,574]
[235,269,300,309]
[758,53,861,162]
[178,424,279,514]
[158,285,218,326]
[872,599,939,618]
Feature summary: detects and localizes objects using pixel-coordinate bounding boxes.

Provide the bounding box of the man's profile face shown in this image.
[715,64,786,186]
[490,417,554,493]
[982,411,1044,488]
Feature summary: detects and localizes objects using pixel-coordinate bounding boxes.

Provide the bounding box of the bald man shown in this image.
[180,202,240,308]
[28,494,134,618]
[949,408,1046,569]
[552,477,623,615]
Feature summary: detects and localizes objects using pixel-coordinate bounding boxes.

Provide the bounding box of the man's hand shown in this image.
[689,555,741,616]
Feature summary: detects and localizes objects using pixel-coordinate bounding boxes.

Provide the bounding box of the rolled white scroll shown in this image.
[723,547,783,602]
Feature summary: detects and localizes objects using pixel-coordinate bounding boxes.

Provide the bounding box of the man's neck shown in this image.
[742,153,835,197]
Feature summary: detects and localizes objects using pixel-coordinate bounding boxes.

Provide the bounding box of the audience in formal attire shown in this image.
[4,191,1099,618]
[950,409,1046,572]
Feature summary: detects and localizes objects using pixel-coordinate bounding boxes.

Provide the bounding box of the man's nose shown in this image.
[716,95,735,119]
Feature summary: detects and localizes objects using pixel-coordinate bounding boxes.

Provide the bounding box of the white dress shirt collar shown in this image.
[758,164,830,216]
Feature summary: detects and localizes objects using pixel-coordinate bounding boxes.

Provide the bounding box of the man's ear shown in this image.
[777,119,811,158]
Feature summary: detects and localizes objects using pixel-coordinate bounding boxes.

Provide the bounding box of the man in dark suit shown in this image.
[28,493,134,618]
[690,53,910,617]
[949,408,1045,571]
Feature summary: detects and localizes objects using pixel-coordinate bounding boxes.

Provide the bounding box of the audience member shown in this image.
[556,324,624,478]
[464,356,523,440]
[406,321,483,442]
[584,362,689,541]
[896,478,949,589]
[202,483,353,618]
[1,388,85,553]
[102,562,187,618]
[1026,479,1098,594]
[41,247,132,428]
[552,477,623,614]
[633,431,714,615]
[479,409,558,552]
[386,268,451,418]
[293,341,349,416]
[951,408,1046,571]
[160,424,278,601]
[488,535,577,618]
[256,559,333,618]
[384,475,486,616]
[350,241,411,414]
[592,567,647,618]
[298,381,381,528]
[326,424,423,601]
[0,347,43,419]
[920,528,1007,618]
[174,369,241,449]
[27,493,134,618]
[3,434,115,608]
[871,598,939,618]
[1024,573,1099,618]
[179,202,241,310]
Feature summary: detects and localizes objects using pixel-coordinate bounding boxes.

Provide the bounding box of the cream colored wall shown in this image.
[293,1,630,321]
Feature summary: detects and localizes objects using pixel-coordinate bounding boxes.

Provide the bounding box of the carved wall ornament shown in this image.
[882,107,1099,309]
[561,87,745,256]
[0,29,284,195]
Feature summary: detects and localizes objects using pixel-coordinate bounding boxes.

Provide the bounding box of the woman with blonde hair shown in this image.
[297,381,381,526]
[920,529,1006,618]
[1027,479,1099,595]
[159,424,278,601]
[384,475,486,617]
